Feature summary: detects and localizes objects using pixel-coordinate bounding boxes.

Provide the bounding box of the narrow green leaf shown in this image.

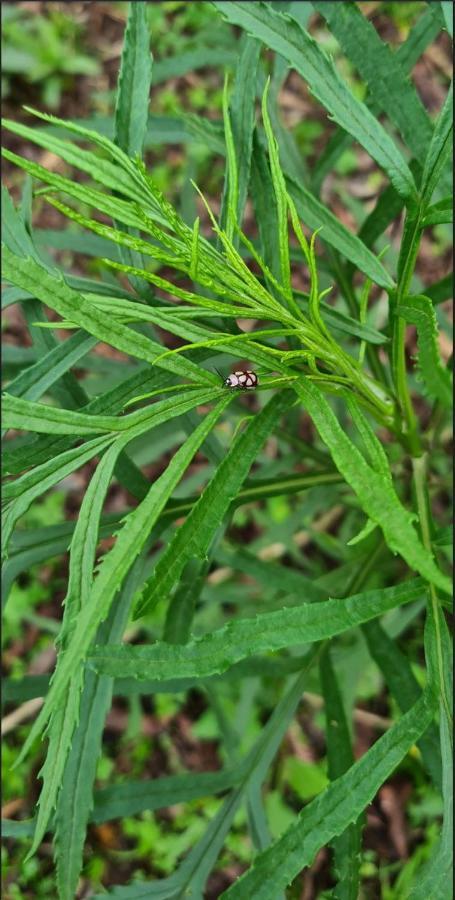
[286,179,394,289]
[189,215,200,279]
[215,545,327,603]
[15,397,231,767]
[21,298,88,411]
[313,1,433,166]
[265,30,308,191]
[362,619,442,790]
[91,766,240,824]
[2,285,33,309]
[220,34,261,239]
[261,80,293,306]
[214,1,417,202]
[222,74,239,244]
[134,390,295,618]
[397,294,452,408]
[163,557,210,644]
[311,5,444,195]
[3,675,50,703]
[424,593,453,722]
[420,81,453,206]
[24,424,121,867]
[424,273,453,305]
[221,693,436,898]
[1,820,35,839]
[421,209,452,227]
[20,173,33,228]
[2,435,114,557]
[2,393,118,436]
[91,580,424,681]
[421,195,453,227]
[3,386,223,436]
[91,650,319,899]
[2,468,336,614]
[1,184,43,263]
[439,1,453,37]
[250,135,282,290]
[37,195,286,323]
[3,652,317,705]
[5,332,97,402]
[294,289,387,344]
[112,1,154,296]
[34,226,119,258]
[5,104,151,189]
[1,118,146,206]
[409,701,453,898]
[287,203,327,338]
[183,112,226,154]
[1,248,211,384]
[357,180,405,250]
[4,472,326,566]
[2,363,173,475]
[1,148,147,230]
[54,556,149,900]
[28,102,392,294]
[294,379,451,594]
[319,646,361,900]
[344,396,392,482]
[59,422,173,654]
[32,194,186,275]
[397,5,446,70]
[114,2,153,158]
[153,46,237,83]
[83,289,283,373]
[27,670,85,861]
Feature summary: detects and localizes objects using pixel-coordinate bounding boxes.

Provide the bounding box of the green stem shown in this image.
[391,211,422,455]
[161,470,343,523]
[392,195,450,725]
[412,454,452,730]
[338,354,395,422]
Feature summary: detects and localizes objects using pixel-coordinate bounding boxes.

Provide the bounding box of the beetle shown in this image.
[221,370,259,390]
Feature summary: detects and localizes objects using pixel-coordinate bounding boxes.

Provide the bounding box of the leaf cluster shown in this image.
[1,3,452,898]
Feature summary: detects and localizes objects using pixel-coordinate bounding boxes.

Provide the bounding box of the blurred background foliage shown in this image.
[1,2,452,898]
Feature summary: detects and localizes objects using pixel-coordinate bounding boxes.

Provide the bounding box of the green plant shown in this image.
[2,2,452,898]
[1,3,100,108]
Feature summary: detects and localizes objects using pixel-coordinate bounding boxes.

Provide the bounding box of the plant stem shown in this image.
[412,453,452,730]
[391,211,422,455]
[393,194,451,723]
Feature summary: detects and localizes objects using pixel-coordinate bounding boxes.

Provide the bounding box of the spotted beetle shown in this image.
[222,370,258,390]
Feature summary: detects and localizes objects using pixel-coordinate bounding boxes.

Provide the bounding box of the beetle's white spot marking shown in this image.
[225,373,240,387]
